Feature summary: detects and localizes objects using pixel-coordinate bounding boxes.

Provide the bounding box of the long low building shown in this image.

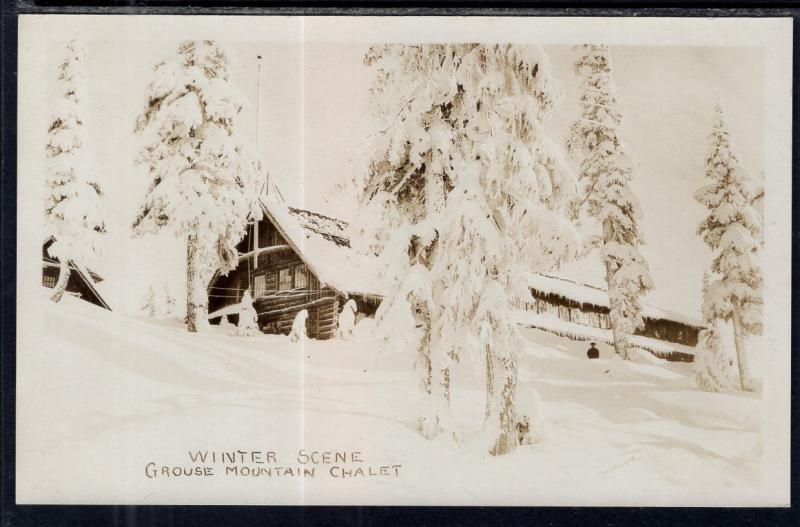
[208,196,703,361]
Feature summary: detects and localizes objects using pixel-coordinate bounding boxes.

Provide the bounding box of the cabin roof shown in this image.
[42,237,112,310]
[258,198,702,330]
[260,196,385,298]
[526,273,704,329]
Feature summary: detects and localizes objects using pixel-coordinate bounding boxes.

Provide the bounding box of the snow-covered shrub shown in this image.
[132,40,265,332]
[336,299,357,341]
[235,290,259,337]
[141,285,158,317]
[566,44,653,360]
[694,104,763,392]
[45,38,106,303]
[289,309,308,343]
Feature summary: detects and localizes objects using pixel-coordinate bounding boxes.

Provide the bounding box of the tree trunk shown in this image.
[484,344,495,420]
[732,309,756,392]
[50,259,71,303]
[602,218,630,360]
[186,232,207,333]
[490,359,518,456]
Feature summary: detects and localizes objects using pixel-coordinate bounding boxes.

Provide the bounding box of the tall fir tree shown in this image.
[133,41,263,332]
[356,44,577,454]
[694,104,763,392]
[566,44,653,360]
[45,39,106,303]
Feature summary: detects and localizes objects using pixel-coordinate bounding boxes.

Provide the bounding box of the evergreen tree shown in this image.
[357,44,577,454]
[45,39,106,303]
[142,285,158,317]
[133,40,263,332]
[694,104,763,392]
[162,285,177,316]
[566,44,654,360]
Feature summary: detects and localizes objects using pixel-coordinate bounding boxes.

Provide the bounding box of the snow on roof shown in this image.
[258,198,701,329]
[513,310,697,359]
[527,273,703,329]
[259,196,385,298]
[43,236,112,310]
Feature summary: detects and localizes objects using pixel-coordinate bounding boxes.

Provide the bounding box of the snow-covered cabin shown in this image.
[516,274,704,361]
[42,237,111,310]
[208,199,703,361]
[207,198,382,339]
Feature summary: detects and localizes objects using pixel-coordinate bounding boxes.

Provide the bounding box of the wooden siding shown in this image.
[528,289,699,347]
[209,215,343,340]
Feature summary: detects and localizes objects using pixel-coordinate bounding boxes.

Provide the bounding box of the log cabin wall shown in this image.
[527,288,700,347]
[208,215,342,340]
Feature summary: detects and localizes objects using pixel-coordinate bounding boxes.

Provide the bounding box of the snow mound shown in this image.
[17,298,761,505]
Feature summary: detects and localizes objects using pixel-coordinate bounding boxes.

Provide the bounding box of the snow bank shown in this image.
[17,296,761,505]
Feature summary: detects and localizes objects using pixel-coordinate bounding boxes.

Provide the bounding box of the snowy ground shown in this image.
[17,295,762,505]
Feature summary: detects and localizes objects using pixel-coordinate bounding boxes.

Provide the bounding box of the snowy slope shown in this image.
[17,296,762,505]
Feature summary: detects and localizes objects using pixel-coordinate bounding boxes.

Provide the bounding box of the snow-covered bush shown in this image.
[566,44,653,360]
[289,309,308,343]
[694,104,763,392]
[358,44,577,454]
[141,285,158,317]
[336,299,357,340]
[235,290,259,337]
[132,40,264,332]
[45,38,106,303]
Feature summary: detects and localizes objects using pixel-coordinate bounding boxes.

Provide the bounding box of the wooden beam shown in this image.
[255,296,335,318]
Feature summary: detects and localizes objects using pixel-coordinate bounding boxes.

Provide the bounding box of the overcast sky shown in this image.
[21,17,766,317]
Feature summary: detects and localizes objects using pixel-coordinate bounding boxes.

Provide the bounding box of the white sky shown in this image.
[22,17,766,318]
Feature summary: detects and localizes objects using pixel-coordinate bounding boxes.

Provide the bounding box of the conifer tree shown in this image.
[357,44,577,454]
[45,39,106,303]
[133,41,263,332]
[566,44,653,360]
[694,104,763,392]
[142,285,158,317]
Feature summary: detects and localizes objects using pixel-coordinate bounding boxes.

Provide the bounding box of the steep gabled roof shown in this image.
[42,237,112,310]
[259,196,384,298]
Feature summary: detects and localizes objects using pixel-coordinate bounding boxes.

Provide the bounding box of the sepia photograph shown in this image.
[15,15,792,506]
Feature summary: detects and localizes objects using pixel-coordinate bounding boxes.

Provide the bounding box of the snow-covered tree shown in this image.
[566,44,653,360]
[142,285,158,317]
[45,39,106,303]
[162,285,177,316]
[289,309,308,343]
[132,40,264,332]
[336,299,357,340]
[357,44,577,454]
[694,272,733,392]
[694,104,762,392]
[235,290,258,336]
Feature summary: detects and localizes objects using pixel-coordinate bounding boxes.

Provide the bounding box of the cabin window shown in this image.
[558,305,570,321]
[278,268,292,291]
[599,313,610,329]
[294,265,307,290]
[43,274,56,288]
[253,273,267,298]
[588,311,600,328]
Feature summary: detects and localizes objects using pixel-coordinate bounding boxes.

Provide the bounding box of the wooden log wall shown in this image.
[529,288,700,347]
